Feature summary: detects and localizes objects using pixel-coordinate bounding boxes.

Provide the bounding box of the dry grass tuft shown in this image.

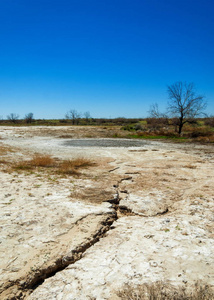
[13,161,33,170]
[117,282,214,300]
[12,155,94,176]
[29,155,55,167]
[0,144,14,155]
[58,158,95,175]
[13,155,54,170]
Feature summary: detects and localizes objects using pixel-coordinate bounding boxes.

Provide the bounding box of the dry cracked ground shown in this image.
[0,126,213,299]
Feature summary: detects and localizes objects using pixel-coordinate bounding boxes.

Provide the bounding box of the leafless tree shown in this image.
[167,82,206,134]
[148,103,168,118]
[25,112,34,124]
[7,113,19,123]
[84,111,91,120]
[65,109,81,125]
[83,111,91,124]
[148,103,165,118]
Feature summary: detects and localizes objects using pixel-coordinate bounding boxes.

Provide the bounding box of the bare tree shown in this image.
[84,111,91,120]
[7,113,19,123]
[25,112,34,124]
[65,109,81,125]
[167,82,206,134]
[148,103,168,118]
[83,111,91,124]
[148,103,163,118]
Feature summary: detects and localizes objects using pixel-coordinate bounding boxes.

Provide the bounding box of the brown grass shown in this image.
[58,158,95,175]
[12,155,95,175]
[117,282,214,300]
[0,144,14,155]
[13,155,54,170]
[29,155,55,167]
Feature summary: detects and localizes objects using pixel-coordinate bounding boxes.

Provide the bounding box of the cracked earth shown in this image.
[0,126,213,299]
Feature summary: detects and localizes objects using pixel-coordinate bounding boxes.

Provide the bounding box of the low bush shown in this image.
[134,123,146,131]
[146,118,169,129]
[204,117,214,127]
[121,124,136,131]
[186,128,213,138]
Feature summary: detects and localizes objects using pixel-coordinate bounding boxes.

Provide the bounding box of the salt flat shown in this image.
[0,126,213,299]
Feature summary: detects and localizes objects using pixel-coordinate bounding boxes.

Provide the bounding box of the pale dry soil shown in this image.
[0,126,213,299]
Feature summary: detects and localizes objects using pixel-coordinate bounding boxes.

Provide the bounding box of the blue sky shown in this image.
[0,0,213,119]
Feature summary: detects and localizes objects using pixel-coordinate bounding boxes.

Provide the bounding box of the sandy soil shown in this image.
[0,126,213,299]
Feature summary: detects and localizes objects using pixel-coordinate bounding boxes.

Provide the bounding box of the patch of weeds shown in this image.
[5,199,14,205]
[34,184,41,188]
[10,155,95,177]
[47,175,59,183]
[13,154,54,171]
[175,225,181,230]
[35,174,42,177]
[26,171,35,175]
[0,144,15,155]
[58,158,95,175]
[30,155,55,167]
[13,163,33,171]
[127,134,187,140]
[117,281,214,300]
[161,228,170,232]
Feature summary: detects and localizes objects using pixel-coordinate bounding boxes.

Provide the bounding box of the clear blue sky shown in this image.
[0,0,213,119]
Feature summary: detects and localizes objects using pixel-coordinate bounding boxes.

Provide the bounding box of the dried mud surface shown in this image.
[0,126,213,299]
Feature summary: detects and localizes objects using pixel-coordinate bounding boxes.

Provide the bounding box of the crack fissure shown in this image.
[1,212,117,300]
[2,175,168,300]
[29,213,117,290]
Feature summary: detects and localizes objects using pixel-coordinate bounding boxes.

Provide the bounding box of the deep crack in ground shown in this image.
[2,175,147,299]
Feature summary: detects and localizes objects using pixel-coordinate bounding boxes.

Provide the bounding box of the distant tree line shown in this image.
[1,82,210,134]
[0,113,148,126]
[65,109,91,125]
[6,112,34,124]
